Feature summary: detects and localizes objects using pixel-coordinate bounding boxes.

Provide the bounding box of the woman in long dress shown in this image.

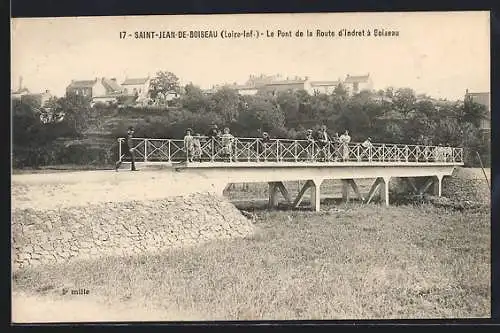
[339,130,351,161]
[220,127,235,162]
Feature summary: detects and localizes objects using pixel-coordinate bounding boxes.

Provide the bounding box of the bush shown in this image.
[12,143,116,169]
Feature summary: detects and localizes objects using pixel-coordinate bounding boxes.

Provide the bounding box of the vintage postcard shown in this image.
[11,11,490,322]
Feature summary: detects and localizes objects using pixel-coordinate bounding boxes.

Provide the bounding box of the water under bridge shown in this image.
[117,137,464,211]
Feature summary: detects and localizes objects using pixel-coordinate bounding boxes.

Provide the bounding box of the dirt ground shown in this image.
[11,169,221,210]
[12,291,200,322]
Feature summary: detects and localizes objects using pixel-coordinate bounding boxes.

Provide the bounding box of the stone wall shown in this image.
[12,193,255,271]
[442,168,490,205]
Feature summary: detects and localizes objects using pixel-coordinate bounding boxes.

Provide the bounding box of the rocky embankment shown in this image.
[12,193,255,271]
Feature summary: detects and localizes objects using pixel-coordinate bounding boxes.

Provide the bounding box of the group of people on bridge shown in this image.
[115,124,456,171]
[181,123,373,163]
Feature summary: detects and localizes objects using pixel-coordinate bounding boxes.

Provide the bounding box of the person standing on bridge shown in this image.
[445,144,453,162]
[115,126,137,171]
[331,132,340,161]
[183,128,195,162]
[221,127,235,162]
[305,129,315,162]
[192,133,203,162]
[339,130,351,161]
[206,124,220,161]
[315,125,330,162]
[259,131,271,162]
[362,137,373,162]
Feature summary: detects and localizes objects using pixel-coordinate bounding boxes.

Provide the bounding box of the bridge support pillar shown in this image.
[433,175,443,197]
[292,179,323,211]
[342,179,364,203]
[417,177,439,196]
[365,177,390,206]
[379,177,391,206]
[268,182,292,208]
[268,182,279,208]
[342,180,350,202]
[222,183,233,196]
[310,179,323,212]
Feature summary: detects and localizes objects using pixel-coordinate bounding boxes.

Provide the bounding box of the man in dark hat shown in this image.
[314,125,330,161]
[305,129,315,161]
[259,131,271,162]
[206,124,220,161]
[115,126,137,171]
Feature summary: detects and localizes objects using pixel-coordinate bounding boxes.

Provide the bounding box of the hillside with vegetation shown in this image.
[12,71,490,169]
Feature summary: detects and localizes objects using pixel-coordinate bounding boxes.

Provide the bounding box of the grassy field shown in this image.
[12,202,490,320]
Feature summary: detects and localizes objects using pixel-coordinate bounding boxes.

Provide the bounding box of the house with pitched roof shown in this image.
[11,77,30,100]
[465,89,490,132]
[344,73,373,95]
[226,83,259,96]
[226,75,311,96]
[21,90,53,108]
[11,87,30,100]
[66,77,123,99]
[121,77,151,101]
[308,80,342,95]
[262,76,310,95]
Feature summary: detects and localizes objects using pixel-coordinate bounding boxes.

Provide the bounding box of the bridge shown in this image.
[117,137,464,211]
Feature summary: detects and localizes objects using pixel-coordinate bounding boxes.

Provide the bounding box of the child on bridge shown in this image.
[192,133,203,162]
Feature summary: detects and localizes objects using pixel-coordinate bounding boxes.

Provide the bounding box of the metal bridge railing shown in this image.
[117,137,464,164]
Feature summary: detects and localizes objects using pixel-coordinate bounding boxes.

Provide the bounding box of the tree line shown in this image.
[12,71,490,168]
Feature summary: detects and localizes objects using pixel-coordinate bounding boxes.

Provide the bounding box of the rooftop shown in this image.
[67,78,122,92]
[265,79,307,86]
[122,77,150,85]
[310,80,341,86]
[67,79,98,89]
[345,74,370,83]
[465,91,490,110]
[228,83,259,90]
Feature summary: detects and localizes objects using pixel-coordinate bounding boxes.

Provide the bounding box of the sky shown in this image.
[11,11,490,100]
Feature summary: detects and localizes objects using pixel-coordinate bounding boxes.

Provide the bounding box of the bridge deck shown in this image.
[172,161,463,169]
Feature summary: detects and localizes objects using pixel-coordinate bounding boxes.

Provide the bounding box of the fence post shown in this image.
[168,140,171,162]
[294,141,298,162]
[144,139,148,162]
[247,139,251,162]
[276,139,279,162]
[117,138,122,163]
[256,139,260,162]
[211,139,215,162]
